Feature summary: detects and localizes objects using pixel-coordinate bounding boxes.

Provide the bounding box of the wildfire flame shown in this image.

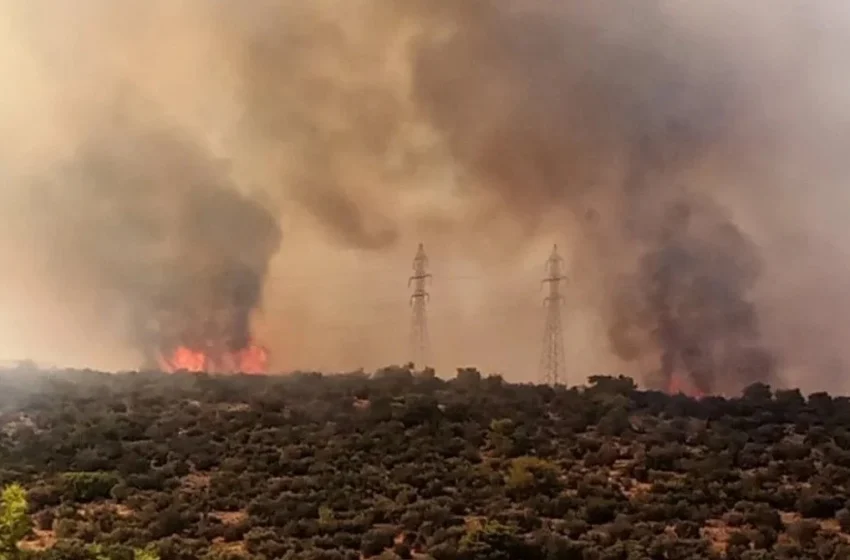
[667,373,705,399]
[158,341,269,374]
[166,347,207,373]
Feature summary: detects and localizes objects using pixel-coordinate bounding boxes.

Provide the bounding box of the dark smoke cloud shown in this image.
[210,0,786,392]
[20,100,281,365]
[3,1,850,390]
[608,200,772,393]
[385,0,776,393]
[227,2,409,250]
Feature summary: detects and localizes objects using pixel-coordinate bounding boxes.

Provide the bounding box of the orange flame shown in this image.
[667,373,705,399]
[233,345,269,374]
[158,341,269,375]
[165,346,208,373]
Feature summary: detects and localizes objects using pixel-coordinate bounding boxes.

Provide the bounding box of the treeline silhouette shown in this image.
[0,366,849,559]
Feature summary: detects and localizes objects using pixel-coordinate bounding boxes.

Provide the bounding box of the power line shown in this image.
[409,243,432,368]
[539,245,567,386]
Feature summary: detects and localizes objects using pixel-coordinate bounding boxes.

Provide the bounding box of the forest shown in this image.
[0,366,849,559]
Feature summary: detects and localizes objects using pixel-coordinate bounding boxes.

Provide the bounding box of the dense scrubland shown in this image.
[0,367,849,559]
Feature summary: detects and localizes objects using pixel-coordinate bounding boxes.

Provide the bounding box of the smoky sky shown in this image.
[386,1,775,392]
[10,99,281,365]
[2,1,850,391]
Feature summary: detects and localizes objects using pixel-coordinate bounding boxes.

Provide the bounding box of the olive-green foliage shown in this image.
[505,456,561,499]
[89,543,160,560]
[459,519,528,560]
[0,483,30,559]
[61,472,120,503]
[0,369,849,559]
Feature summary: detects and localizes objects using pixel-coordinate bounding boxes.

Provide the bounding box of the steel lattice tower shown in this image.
[409,243,432,368]
[539,244,567,386]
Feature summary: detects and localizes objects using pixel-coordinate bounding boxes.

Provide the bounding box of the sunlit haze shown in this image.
[2,1,850,394]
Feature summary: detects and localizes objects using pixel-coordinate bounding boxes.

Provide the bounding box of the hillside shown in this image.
[0,367,849,559]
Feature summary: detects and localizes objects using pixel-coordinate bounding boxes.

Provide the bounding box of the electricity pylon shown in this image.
[409,243,432,368]
[539,244,567,386]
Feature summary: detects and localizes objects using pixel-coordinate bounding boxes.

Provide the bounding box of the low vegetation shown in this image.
[0,366,848,559]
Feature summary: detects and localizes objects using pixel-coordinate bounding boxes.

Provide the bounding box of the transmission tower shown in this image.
[409,243,432,368]
[539,244,567,386]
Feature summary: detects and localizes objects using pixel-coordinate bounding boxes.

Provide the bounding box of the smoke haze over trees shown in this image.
[1,1,850,392]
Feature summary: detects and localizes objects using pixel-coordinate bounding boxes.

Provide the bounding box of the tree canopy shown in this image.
[0,367,847,559]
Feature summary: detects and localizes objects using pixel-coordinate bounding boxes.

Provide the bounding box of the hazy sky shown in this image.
[2,1,850,393]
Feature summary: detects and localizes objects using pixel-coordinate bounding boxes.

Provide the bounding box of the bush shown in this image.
[360,529,395,557]
[61,472,120,502]
[3,369,850,558]
[0,483,31,556]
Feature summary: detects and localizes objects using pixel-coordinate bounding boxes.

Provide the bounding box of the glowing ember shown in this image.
[667,373,705,399]
[158,341,269,374]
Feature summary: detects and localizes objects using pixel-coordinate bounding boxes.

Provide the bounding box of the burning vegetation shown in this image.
[23,108,282,376]
[157,342,269,374]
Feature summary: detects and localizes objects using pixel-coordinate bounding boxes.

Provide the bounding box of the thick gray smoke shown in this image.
[395,1,779,392]
[608,199,772,393]
[225,0,791,391]
[14,101,281,366]
[2,1,850,392]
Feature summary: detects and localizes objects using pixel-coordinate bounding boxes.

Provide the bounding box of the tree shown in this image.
[0,483,30,559]
[459,520,532,560]
[587,375,636,396]
[488,419,517,458]
[774,388,805,409]
[61,472,119,502]
[597,406,631,437]
[6,367,850,558]
[505,457,561,499]
[455,368,482,388]
[742,382,773,403]
[360,529,395,557]
[132,547,161,560]
[90,543,161,560]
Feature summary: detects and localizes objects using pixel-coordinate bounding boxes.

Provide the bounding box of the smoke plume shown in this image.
[2,1,850,393]
[11,99,281,367]
[395,0,780,393]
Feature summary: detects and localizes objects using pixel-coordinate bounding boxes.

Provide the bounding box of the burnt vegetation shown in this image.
[1,367,850,559]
